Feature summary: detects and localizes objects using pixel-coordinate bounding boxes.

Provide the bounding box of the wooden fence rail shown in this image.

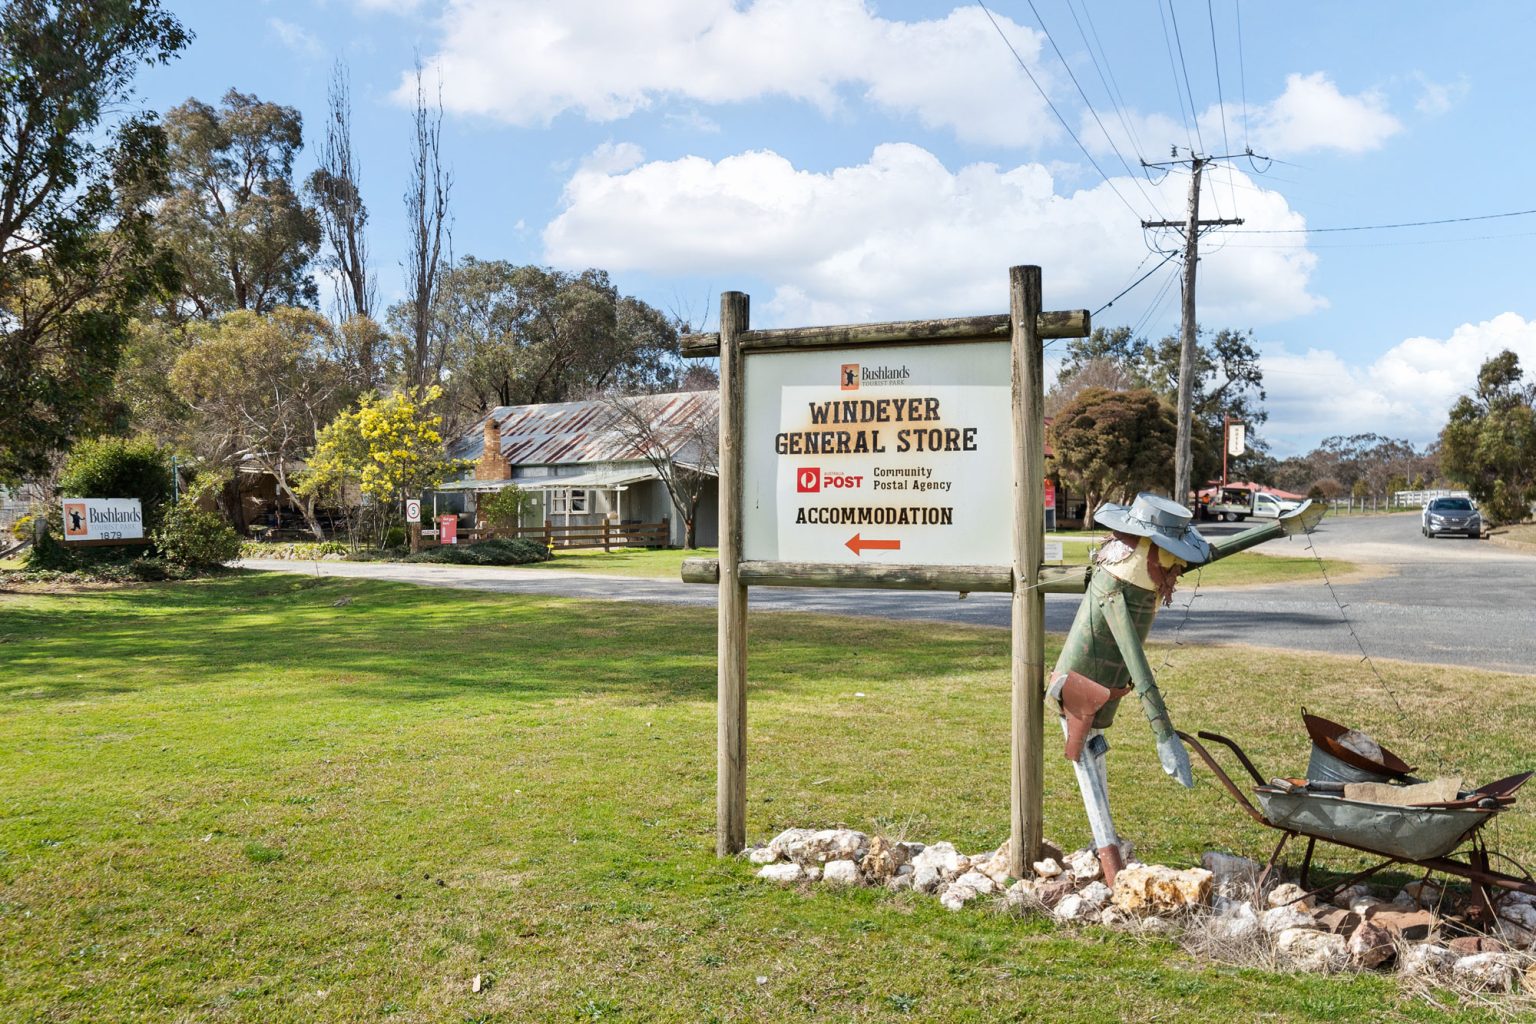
[420,518,670,552]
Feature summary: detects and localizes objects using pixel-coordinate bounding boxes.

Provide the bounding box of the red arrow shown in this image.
[846,533,901,556]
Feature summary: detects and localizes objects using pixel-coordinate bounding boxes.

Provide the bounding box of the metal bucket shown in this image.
[1307,743,1398,785]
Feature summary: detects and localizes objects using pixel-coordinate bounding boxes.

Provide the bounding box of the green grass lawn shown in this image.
[1,574,1526,1022]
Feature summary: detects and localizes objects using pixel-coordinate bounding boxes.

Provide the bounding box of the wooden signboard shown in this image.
[60,498,149,547]
[681,266,1090,876]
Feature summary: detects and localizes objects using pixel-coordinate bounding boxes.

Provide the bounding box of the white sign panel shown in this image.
[1227,423,1246,457]
[743,342,1014,565]
[60,497,144,542]
[405,498,422,524]
[1044,541,1063,562]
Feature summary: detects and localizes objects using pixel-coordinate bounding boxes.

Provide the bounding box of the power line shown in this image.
[1206,0,1238,214]
[974,1,1145,220]
[1069,0,1149,173]
[1156,0,1196,156]
[1220,228,1536,250]
[1093,248,1182,317]
[1166,0,1207,159]
[1227,207,1536,234]
[1023,0,1161,218]
[1233,0,1249,152]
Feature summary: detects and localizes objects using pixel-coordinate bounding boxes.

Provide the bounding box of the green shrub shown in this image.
[57,437,175,533]
[382,526,406,548]
[405,538,550,566]
[154,504,240,568]
[10,514,35,542]
[478,486,539,529]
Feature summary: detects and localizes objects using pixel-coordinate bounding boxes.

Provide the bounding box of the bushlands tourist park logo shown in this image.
[839,363,911,390]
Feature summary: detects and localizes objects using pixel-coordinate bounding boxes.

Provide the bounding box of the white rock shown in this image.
[794,829,868,866]
[1110,865,1213,916]
[1032,858,1064,878]
[746,846,777,865]
[886,873,914,892]
[1398,944,1458,976]
[1053,894,1089,922]
[1266,883,1312,909]
[1451,952,1519,992]
[1498,899,1536,931]
[896,863,914,876]
[939,883,978,912]
[1348,895,1386,916]
[1003,878,1040,909]
[972,845,1014,885]
[1201,851,1261,889]
[1065,848,1102,882]
[1262,905,1317,935]
[804,866,822,882]
[911,841,967,882]
[1099,905,1130,928]
[1347,921,1394,969]
[1330,883,1372,909]
[912,864,942,894]
[1275,928,1348,971]
[952,869,996,897]
[767,828,815,860]
[1138,916,1176,935]
[757,862,805,883]
[1213,902,1260,940]
[821,859,859,885]
[1078,881,1113,910]
[1401,880,1441,909]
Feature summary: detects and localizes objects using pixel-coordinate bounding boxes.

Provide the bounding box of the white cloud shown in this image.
[1413,73,1470,116]
[543,142,1321,328]
[353,0,422,12]
[268,18,323,59]
[403,0,1057,146]
[1261,313,1536,452]
[1248,72,1401,156]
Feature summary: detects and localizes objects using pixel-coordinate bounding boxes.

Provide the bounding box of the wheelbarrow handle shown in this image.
[1177,730,1271,826]
[1196,730,1269,787]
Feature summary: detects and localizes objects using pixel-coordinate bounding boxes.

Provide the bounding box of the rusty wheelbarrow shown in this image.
[1179,729,1536,911]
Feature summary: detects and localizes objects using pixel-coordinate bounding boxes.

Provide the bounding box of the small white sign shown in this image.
[1227,423,1246,457]
[60,497,144,542]
[1044,541,1063,562]
[405,498,422,524]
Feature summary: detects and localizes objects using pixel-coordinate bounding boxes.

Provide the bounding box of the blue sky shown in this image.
[137,1,1536,456]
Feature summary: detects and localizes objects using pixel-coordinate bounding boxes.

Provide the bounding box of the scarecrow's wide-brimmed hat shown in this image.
[1094,492,1212,565]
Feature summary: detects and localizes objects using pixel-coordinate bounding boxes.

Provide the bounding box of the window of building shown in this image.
[550,488,589,514]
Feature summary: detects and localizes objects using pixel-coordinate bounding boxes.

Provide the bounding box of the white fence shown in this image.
[1390,489,1469,509]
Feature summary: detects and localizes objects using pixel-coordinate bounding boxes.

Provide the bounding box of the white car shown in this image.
[1251,492,1302,519]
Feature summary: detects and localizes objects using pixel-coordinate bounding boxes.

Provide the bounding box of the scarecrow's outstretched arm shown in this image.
[1101,591,1194,787]
[1206,499,1326,561]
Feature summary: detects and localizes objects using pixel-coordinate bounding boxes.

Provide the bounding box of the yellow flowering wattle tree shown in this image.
[301,387,468,545]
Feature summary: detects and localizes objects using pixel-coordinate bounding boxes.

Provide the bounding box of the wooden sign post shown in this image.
[681,265,1090,875]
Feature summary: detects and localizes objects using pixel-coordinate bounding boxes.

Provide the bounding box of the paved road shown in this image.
[240,512,1536,673]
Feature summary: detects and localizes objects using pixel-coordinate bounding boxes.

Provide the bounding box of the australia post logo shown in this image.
[796,468,862,492]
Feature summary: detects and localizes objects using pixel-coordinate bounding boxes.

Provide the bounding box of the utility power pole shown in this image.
[1141,149,1252,505]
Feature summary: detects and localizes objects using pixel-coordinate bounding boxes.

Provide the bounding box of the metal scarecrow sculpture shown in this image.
[1050,492,1324,884]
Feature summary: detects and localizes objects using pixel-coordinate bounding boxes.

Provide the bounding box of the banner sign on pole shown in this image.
[1227,423,1246,457]
[60,498,144,542]
[742,342,1013,565]
[405,498,422,524]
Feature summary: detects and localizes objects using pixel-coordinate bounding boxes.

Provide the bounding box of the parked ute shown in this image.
[1200,486,1255,522]
[1421,496,1482,539]
[1252,492,1302,519]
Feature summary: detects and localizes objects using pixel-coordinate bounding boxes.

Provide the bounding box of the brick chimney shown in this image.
[474,416,510,481]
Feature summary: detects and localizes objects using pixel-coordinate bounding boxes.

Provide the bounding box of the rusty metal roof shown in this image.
[450,391,719,467]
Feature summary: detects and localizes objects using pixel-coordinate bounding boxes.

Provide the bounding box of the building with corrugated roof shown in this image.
[436,391,719,547]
